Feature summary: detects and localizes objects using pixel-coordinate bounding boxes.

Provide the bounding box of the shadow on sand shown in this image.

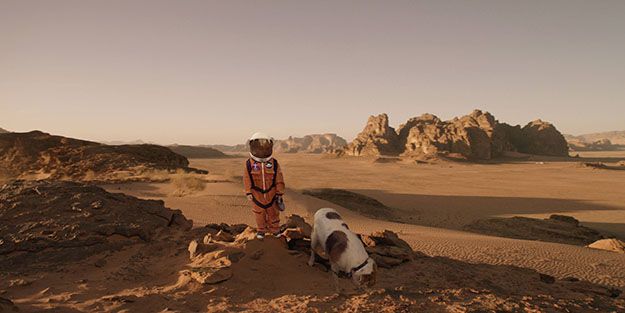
[304,188,625,239]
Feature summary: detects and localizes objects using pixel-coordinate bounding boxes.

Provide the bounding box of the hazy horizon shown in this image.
[2,1,624,145]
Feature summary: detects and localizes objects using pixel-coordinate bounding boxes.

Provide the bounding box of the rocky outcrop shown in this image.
[341,110,569,160]
[0,131,206,182]
[464,215,605,246]
[274,134,347,154]
[342,114,401,156]
[0,180,192,270]
[0,127,8,134]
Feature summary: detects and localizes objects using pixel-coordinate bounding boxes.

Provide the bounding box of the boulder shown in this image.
[342,114,401,156]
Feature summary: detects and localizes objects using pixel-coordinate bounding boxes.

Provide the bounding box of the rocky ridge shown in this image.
[0,131,206,182]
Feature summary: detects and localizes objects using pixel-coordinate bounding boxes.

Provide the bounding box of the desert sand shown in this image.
[3,152,625,312]
[101,153,625,287]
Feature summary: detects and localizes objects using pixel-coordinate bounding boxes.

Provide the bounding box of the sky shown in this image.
[1,1,624,145]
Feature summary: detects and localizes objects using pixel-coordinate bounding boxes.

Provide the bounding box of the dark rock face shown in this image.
[0,131,205,182]
[341,110,570,160]
[0,180,192,270]
[515,120,570,156]
[342,114,401,156]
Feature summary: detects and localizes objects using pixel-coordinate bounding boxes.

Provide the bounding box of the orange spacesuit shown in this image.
[243,133,285,238]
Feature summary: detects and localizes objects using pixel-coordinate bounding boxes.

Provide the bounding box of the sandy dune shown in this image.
[102,153,625,289]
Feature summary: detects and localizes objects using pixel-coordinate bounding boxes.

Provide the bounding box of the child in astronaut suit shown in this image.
[243,132,285,239]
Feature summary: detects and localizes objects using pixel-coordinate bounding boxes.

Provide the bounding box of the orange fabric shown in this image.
[243,158,285,231]
[254,205,280,233]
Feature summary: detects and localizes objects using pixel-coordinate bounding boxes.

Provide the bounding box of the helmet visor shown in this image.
[249,139,273,159]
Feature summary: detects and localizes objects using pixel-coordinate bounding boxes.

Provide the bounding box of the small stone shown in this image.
[188,240,199,259]
[94,258,107,268]
[214,230,235,243]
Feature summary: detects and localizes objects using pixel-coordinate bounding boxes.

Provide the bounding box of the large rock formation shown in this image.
[342,114,401,156]
[0,131,205,182]
[0,180,192,270]
[398,110,513,160]
[341,110,570,160]
[274,134,347,154]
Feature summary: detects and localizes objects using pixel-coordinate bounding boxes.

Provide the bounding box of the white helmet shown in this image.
[249,132,274,142]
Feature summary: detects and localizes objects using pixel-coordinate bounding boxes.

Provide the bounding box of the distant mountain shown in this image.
[274,134,347,153]
[204,144,248,153]
[565,131,625,151]
[567,131,625,145]
[101,139,149,145]
[168,145,230,159]
[0,127,9,133]
[206,134,347,154]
